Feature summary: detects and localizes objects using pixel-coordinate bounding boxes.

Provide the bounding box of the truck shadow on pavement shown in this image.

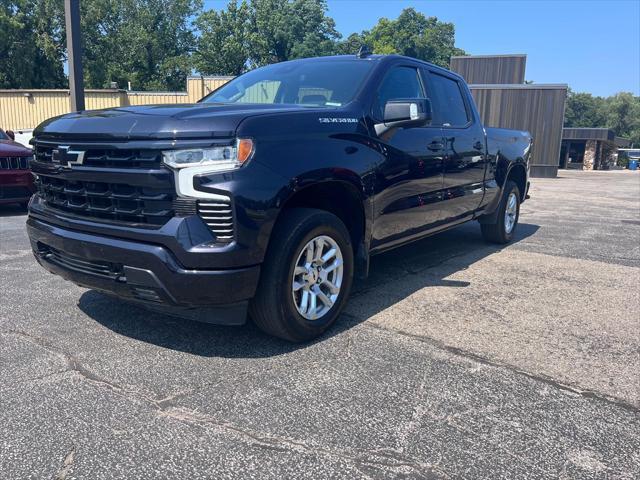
[79,221,539,357]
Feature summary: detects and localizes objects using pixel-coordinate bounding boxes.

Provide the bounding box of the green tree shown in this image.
[564,89,640,146]
[249,0,340,66]
[81,0,201,90]
[0,0,66,89]
[605,92,640,146]
[194,0,251,76]
[195,0,340,75]
[362,8,466,68]
[335,32,366,55]
[1,0,202,91]
[563,89,607,128]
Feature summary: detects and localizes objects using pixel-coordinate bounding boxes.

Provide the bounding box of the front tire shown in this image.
[481,180,520,244]
[249,208,354,342]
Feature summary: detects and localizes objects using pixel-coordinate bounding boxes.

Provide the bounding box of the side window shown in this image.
[428,73,470,127]
[374,67,423,119]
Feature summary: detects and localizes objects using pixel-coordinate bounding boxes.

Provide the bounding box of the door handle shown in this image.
[427,141,444,151]
[473,141,484,150]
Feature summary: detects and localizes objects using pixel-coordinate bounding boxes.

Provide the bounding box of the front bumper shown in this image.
[27,217,261,324]
[0,170,34,204]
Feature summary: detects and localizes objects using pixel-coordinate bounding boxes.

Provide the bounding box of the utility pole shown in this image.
[64,0,85,111]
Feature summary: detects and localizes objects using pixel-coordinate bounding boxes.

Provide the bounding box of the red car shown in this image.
[0,128,34,207]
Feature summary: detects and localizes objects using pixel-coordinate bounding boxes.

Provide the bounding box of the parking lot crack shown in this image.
[154,380,223,409]
[361,322,640,414]
[53,445,76,480]
[7,330,130,396]
[4,330,193,412]
[157,406,448,478]
[395,375,429,452]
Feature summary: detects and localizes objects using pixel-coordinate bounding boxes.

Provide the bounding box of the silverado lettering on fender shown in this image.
[27,53,531,342]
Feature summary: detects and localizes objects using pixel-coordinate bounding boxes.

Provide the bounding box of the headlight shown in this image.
[162,138,254,171]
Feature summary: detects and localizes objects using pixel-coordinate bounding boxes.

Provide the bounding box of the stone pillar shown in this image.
[594,141,604,170]
[583,140,597,170]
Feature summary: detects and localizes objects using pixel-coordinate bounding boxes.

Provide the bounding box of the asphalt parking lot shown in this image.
[1,170,639,479]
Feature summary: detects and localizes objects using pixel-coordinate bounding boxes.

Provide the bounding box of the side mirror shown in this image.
[375,98,432,136]
[6,130,15,141]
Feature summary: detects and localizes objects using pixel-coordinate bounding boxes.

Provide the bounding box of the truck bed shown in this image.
[485,127,532,163]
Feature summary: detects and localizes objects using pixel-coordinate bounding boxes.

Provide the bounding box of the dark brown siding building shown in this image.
[470,84,568,178]
[450,54,527,85]
[451,55,568,178]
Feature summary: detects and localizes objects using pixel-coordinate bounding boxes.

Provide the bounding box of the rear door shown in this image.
[425,70,487,222]
[370,65,446,249]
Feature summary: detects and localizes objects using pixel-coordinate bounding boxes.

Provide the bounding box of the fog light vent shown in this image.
[131,287,163,303]
[197,200,234,243]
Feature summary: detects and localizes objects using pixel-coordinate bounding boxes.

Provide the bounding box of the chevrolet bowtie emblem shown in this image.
[51,146,85,167]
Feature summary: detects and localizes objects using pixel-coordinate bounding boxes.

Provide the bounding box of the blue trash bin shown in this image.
[629,160,639,171]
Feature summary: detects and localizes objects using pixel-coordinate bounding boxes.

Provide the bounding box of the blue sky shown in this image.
[204,0,640,96]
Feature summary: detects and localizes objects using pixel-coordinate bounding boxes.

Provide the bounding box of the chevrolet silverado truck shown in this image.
[1,128,34,207]
[27,53,531,341]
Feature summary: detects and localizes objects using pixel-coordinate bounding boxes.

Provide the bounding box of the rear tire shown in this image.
[249,208,354,342]
[481,180,520,244]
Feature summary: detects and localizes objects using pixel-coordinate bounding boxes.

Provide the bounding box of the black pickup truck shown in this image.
[27,53,531,341]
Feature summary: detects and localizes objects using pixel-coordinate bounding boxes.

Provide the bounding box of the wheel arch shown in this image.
[506,163,527,201]
[268,177,371,278]
[279,179,367,247]
[478,160,527,224]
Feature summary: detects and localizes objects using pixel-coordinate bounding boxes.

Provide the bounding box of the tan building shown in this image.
[0,76,233,132]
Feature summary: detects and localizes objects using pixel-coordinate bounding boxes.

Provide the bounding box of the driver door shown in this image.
[371,65,446,249]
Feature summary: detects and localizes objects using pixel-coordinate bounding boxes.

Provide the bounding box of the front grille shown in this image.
[35,176,175,225]
[0,157,30,170]
[173,197,197,216]
[39,244,123,279]
[35,145,161,169]
[197,200,234,243]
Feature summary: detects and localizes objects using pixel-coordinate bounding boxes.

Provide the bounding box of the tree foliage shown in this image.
[605,92,640,145]
[0,0,200,91]
[0,1,465,89]
[564,90,607,128]
[0,0,66,88]
[80,0,201,90]
[195,0,340,75]
[194,0,251,76]
[194,3,465,75]
[565,89,640,146]
[249,0,340,65]
[359,8,466,68]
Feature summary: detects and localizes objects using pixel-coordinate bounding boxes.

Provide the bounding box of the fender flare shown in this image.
[478,162,525,224]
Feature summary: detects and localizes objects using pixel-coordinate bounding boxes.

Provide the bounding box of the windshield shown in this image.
[202,59,374,107]
[0,130,8,140]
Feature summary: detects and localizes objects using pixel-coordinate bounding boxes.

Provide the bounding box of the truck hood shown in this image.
[0,139,32,156]
[33,103,315,141]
